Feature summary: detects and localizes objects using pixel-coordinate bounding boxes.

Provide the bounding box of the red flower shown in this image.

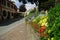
[37,25,46,33]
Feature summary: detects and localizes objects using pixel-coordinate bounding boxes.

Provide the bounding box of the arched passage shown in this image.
[2,10,7,20]
[7,11,10,19]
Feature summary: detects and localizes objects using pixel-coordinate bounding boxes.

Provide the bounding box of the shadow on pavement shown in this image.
[0,17,24,26]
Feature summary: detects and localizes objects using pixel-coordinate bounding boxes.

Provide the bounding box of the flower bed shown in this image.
[46,3,60,40]
[29,14,48,40]
[28,3,60,40]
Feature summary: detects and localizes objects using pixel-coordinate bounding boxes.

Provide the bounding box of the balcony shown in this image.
[7,2,10,7]
[2,0,6,6]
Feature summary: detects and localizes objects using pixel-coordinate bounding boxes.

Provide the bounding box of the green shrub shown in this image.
[46,3,60,40]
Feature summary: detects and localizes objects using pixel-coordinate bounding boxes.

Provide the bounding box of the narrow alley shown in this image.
[0,18,38,40]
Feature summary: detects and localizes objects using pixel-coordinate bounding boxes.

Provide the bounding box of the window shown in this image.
[3,10,6,16]
[2,0,6,6]
[7,2,10,7]
[2,0,3,5]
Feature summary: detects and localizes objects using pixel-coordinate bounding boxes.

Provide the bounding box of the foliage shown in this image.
[19,0,27,4]
[19,0,49,3]
[30,2,60,40]
[38,0,55,11]
[30,8,36,13]
[19,0,55,11]
[19,4,26,12]
[46,3,60,40]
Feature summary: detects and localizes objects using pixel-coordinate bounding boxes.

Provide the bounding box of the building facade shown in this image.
[0,0,17,21]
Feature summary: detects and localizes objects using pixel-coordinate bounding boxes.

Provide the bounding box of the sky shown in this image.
[11,0,36,11]
[11,0,23,8]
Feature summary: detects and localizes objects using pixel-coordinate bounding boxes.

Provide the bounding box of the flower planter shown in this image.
[29,21,40,30]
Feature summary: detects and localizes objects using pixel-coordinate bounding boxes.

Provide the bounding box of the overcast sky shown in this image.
[11,0,22,8]
[11,0,36,10]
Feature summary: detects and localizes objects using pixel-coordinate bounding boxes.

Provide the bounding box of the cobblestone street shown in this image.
[0,18,38,40]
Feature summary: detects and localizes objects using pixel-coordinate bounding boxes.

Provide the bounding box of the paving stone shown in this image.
[0,18,38,40]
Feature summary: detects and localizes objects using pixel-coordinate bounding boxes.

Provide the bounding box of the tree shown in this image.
[19,0,55,11]
[22,0,27,4]
[19,0,27,4]
[19,4,26,12]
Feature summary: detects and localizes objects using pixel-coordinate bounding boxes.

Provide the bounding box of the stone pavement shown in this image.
[26,23,39,40]
[0,18,39,40]
[0,18,24,35]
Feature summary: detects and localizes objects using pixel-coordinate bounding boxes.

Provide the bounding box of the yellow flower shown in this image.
[48,38,50,40]
[41,22,45,26]
[51,37,54,40]
[48,30,51,33]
